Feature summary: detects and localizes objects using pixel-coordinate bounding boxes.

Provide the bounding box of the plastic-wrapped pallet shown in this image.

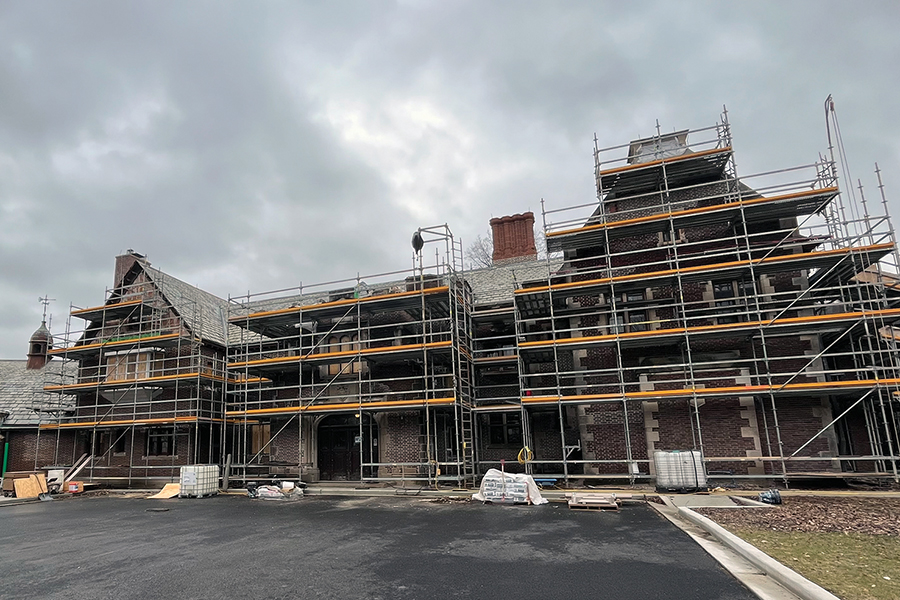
[653,450,707,492]
[472,469,548,505]
[179,465,219,498]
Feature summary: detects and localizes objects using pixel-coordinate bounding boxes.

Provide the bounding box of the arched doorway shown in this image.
[317,414,377,481]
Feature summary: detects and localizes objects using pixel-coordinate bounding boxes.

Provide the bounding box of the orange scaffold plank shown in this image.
[597,146,732,177]
[518,307,900,350]
[516,243,894,295]
[228,340,453,370]
[43,372,263,392]
[521,378,900,405]
[48,332,183,355]
[226,397,456,417]
[230,286,450,322]
[547,187,838,238]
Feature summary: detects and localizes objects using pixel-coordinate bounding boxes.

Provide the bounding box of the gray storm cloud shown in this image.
[1,0,898,357]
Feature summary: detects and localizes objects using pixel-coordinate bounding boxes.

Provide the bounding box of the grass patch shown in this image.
[729,527,900,600]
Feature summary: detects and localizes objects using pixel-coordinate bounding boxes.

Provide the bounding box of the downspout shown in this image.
[2,440,9,483]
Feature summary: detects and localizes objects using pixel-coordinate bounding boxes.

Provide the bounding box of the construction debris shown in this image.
[248,484,304,501]
[12,474,49,499]
[566,492,620,511]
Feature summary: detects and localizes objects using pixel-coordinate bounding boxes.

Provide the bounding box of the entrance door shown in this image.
[317,414,376,481]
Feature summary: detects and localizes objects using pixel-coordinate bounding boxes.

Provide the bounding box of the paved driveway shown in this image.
[0,495,756,600]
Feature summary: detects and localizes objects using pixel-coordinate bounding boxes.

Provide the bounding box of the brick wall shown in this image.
[4,430,80,471]
[377,411,422,477]
[581,400,647,474]
[756,396,837,473]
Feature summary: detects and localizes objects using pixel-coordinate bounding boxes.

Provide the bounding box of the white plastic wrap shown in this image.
[472,469,548,505]
[653,450,707,491]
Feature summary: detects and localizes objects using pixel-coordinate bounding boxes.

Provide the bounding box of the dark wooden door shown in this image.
[318,415,373,480]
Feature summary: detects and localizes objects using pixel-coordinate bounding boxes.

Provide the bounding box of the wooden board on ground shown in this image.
[13,477,41,499]
[2,471,39,492]
[35,474,48,494]
[147,483,180,499]
[567,492,620,511]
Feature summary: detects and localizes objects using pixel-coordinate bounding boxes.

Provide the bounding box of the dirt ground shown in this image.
[696,496,900,536]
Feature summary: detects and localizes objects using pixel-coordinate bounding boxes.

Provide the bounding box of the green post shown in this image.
[1,441,8,478]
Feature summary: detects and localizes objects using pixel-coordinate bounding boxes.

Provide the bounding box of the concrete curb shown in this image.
[730,495,772,507]
[0,497,41,507]
[677,506,839,600]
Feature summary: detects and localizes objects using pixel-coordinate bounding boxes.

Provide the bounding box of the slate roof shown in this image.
[464,258,564,306]
[0,360,76,427]
[226,258,564,327]
[141,264,240,348]
[116,256,564,347]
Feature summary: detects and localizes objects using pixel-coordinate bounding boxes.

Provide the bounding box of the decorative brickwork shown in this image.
[490,213,537,263]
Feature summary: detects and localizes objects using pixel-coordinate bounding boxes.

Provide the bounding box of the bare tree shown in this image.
[465,231,494,269]
[465,224,559,270]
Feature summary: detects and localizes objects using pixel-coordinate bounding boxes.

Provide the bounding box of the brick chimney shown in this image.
[490,212,537,264]
[114,250,149,288]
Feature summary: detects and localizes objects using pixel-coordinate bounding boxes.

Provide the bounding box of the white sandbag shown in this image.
[472,468,548,505]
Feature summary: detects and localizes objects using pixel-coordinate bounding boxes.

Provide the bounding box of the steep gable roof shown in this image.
[140,264,235,347]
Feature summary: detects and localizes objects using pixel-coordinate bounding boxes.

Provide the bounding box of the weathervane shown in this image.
[38,295,55,324]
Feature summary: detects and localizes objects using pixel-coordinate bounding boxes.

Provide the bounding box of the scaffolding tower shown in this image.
[225,225,477,487]
[510,109,900,485]
[38,268,228,485]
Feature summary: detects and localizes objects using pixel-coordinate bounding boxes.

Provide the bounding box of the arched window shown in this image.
[326,335,339,354]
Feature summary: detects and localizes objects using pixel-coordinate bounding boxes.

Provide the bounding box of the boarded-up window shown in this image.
[106,352,155,382]
[251,424,271,456]
[327,334,363,377]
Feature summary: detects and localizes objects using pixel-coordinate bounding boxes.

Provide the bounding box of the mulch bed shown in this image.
[695,496,900,536]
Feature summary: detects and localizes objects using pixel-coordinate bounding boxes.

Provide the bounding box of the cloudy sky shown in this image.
[1,1,899,357]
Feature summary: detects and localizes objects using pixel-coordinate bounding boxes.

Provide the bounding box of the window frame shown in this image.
[486,412,523,448]
[146,427,177,457]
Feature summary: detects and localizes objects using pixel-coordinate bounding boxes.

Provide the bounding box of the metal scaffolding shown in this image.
[33,105,900,490]
[38,266,227,485]
[493,108,900,484]
[225,225,477,487]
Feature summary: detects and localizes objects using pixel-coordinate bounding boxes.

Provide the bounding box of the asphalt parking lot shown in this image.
[0,495,757,600]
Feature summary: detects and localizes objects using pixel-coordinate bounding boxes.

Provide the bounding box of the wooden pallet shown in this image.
[567,492,620,511]
[568,502,619,511]
[179,491,218,499]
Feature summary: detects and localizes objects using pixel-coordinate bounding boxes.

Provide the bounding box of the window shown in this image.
[627,310,648,332]
[201,357,216,377]
[327,334,363,376]
[626,290,645,303]
[487,413,523,447]
[251,424,270,457]
[113,430,128,455]
[713,281,735,300]
[106,352,154,382]
[608,313,624,335]
[713,281,738,324]
[146,428,176,456]
[659,228,685,245]
[739,280,756,298]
